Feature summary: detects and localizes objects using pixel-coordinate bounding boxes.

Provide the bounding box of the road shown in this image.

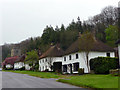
[1,71,88,89]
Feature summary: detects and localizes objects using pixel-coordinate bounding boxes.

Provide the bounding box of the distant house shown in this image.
[14,55,32,70]
[2,56,18,69]
[116,39,120,65]
[39,45,64,72]
[14,55,25,70]
[62,38,115,74]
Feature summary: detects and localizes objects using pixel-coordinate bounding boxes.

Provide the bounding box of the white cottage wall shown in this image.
[39,57,63,71]
[62,51,115,73]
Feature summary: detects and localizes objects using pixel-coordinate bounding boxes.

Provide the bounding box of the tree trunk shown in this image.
[86,53,90,73]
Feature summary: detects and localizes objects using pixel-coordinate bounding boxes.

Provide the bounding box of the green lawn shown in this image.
[3,70,119,89]
[58,74,119,89]
[3,70,62,78]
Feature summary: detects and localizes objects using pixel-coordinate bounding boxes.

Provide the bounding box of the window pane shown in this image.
[69,55,71,60]
[64,57,66,61]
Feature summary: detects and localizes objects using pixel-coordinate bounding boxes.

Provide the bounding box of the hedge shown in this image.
[90,57,119,74]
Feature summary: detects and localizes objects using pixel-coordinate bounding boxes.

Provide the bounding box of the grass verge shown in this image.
[3,70,62,78]
[57,74,119,89]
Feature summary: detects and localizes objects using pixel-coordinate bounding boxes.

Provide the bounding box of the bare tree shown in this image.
[79,32,95,73]
[47,57,53,71]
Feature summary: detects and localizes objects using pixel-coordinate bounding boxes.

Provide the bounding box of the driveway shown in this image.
[2,71,89,89]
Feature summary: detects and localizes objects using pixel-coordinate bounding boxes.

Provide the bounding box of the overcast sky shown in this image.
[0,0,119,45]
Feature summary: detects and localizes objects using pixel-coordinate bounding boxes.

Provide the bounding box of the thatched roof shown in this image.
[116,39,120,44]
[15,55,25,63]
[65,38,115,55]
[40,45,64,59]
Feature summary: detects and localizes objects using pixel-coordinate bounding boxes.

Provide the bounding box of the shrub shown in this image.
[20,66,25,70]
[90,57,119,74]
[34,64,39,71]
[78,68,84,75]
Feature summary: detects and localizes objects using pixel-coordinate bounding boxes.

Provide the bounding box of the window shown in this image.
[43,59,44,63]
[69,55,71,60]
[76,54,79,59]
[73,63,79,71]
[63,65,67,72]
[64,57,66,61]
[46,59,47,62]
[106,53,110,57]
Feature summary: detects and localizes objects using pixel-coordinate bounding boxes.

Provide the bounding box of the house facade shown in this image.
[116,39,120,65]
[62,52,115,74]
[62,39,115,73]
[2,56,18,69]
[14,55,25,70]
[14,55,31,70]
[39,45,64,72]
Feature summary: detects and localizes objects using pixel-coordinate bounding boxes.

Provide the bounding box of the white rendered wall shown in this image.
[39,57,63,71]
[25,64,31,70]
[14,62,24,69]
[6,64,13,68]
[62,51,115,73]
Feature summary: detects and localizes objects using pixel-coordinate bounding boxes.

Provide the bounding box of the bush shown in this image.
[78,68,84,75]
[20,66,25,70]
[90,57,119,74]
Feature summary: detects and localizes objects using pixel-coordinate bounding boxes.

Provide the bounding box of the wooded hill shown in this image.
[1,6,119,61]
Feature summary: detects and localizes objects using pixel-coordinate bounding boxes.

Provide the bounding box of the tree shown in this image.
[105,25,118,47]
[25,50,39,71]
[47,57,53,71]
[79,32,95,73]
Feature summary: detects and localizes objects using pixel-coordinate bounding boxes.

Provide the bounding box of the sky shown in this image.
[0,0,119,45]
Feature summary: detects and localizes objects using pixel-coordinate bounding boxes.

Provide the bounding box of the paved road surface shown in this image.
[2,71,88,89]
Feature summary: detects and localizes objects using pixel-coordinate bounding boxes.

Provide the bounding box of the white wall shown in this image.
[62,51,115,73]
[39,57,63,71]
[14,62,24,69]
[6,64,13,68]
[25,64,31,70]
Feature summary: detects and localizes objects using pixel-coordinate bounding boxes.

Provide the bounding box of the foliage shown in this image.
[1,6,119,60]
[25,50,39,71]
[78,68,84,75]
[19,66,25,71]
[34,62,39,71]
[2,44,11,61]
[105,25,118,47]
[90,57,119,74]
